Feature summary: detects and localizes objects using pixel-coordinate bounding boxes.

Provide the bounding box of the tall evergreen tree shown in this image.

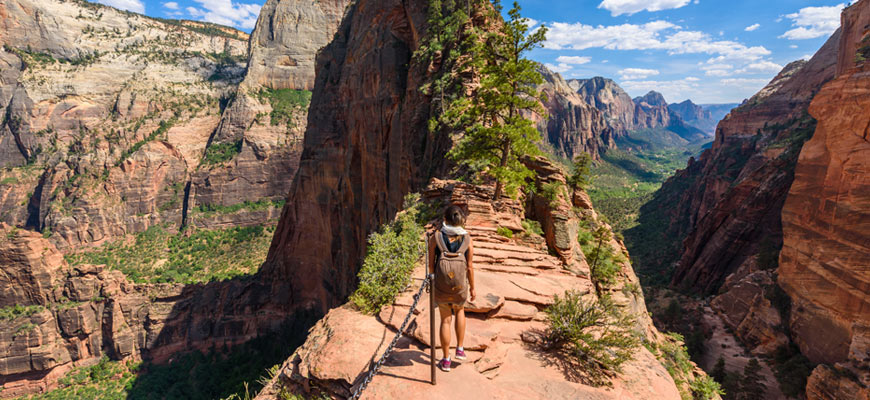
[741,358,766,400]
[711,356,727,383]
[448,1,548,200]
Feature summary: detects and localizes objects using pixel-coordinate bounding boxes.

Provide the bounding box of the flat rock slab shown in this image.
[491,301,538,321]
[466,292,505,314]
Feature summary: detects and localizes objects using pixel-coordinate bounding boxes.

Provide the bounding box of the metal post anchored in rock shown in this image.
[430,271,436,385]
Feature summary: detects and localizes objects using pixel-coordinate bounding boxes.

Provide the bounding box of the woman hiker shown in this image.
[428,204,476,372]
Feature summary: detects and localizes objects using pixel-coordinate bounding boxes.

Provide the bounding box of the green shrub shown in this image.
[65,225,274,284]
[0,304,44,320]
[350,194,425,314]
[522,219,544,236]
[540,181,564,207]
[255,89,312,126]
[497,226,514,238]
[543,291,639,384]
[202,140,243,166]
[580,226,625,290]
[658,332,694,380]
[196,199,286,215]
[772,344,815,398]
[690,375,725,400]
[567,153,593,189]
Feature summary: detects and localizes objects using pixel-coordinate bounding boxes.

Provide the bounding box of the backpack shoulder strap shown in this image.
[456,233,470,254]
[434,230,449,253]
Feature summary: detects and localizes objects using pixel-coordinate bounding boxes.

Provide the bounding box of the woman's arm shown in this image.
[467,237,476,301]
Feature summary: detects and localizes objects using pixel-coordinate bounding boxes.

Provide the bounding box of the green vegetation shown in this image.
[21,321,311,400]
[566,153,593,190]
[255,89,312,126]
[202,140,243,166]
[64,225,274,284]
[445,2,548,200]
[690,375,725,400]
[350,194,425,315]
[117,117,177,166]
[0,304,44,320]
[543,290,639,385]
[855,34,870,64]
[497,226,514,238]
[195,199,286,216]
[540,181,565,207]
[149,17,249,42]
[1,176,19,185]
[588,146,698,233]
[522,219,544,236]
[577,222,626,293]
[740,359,766,400]
[771,344,815,398]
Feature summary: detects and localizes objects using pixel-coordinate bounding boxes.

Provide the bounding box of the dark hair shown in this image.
[444,205,465,227]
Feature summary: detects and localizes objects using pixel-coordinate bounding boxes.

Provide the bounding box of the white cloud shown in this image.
[801,54,813,61]
[525,18,540,29]
[545,63,573,73]
[789,44,798,49]
[780,4,845,40]
[598,0,691,16]
[162,1,179,9]
[684,76,700,81]
[720,78,769,85]
[545,20,770,62]
[97,0,144,13]
[745,23,760,32]
[556,56,591,65]
[187,0,261,30]
[735,60,783,74]
[619,68,660,80]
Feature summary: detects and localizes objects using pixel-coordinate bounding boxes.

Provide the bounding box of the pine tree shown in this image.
[448,1,548,200]
[712,356,726,384]
[566,153,593,190]
[740,358,766,400]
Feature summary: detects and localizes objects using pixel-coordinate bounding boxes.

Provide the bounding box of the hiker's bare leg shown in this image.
[439,304,452,360]
[455,306,466,349]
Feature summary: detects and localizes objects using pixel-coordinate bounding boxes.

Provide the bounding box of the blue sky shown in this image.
[103,0,853,103]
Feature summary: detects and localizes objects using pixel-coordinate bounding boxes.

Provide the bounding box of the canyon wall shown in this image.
[778,1,870,396]
[657,31,839,293]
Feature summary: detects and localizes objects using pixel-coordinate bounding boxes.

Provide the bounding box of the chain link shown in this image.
[349,273,433,400]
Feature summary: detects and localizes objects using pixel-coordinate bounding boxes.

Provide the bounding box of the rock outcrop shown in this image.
[571,79,705,145]
[261,0,452,318]
[778,2,870,395]
[669,99,716,135]
[256,175,694,400]
[0,0,349,249]
[534,69,612,160]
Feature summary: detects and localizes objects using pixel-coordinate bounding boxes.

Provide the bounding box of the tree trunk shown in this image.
[492,139,511,200]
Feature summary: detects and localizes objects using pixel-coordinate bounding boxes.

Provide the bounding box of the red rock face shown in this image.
[779,0,870,366]
[663,30,840,294]
[261,0,449,317]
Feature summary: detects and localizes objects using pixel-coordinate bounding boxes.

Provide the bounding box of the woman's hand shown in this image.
[470,287,476,301]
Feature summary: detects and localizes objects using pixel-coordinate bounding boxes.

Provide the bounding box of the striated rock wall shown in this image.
[535,69,612,160]
[261,0,452,317]
[779,0,870,370]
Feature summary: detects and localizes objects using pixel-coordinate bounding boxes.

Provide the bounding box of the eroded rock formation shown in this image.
[778,1,870,395]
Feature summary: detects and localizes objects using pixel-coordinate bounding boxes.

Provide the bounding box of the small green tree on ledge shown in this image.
[448,1,548,200]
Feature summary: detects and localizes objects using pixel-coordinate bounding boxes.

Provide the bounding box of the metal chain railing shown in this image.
[349,273,434,400]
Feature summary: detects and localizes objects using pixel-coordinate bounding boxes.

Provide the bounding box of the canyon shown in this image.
[628,1,870,399]
[0,0,867,398]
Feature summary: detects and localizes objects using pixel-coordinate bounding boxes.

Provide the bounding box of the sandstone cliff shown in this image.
[571,79,705,146]
[647,29,840,294]
[778,1,870,396]
[0,0,350,249]
[261,0,449,318]
[669,99,716,135]
[535,68,613,161]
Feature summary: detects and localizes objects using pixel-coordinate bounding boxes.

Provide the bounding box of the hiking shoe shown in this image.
[455,349,467,360]
[438,358,451,372]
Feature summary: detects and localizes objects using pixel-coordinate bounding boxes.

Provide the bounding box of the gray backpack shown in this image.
[433,233,470,305]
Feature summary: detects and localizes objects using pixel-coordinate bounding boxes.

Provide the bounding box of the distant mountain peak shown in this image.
[634,91,668,107]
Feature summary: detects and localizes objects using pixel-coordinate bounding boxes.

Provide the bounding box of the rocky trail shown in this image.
[256,179,684,400]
